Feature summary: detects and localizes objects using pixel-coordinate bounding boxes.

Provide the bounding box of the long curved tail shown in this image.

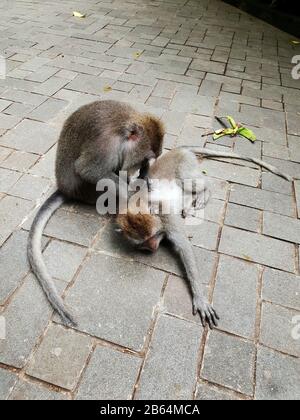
[180,146,294,182]
[27,191,77,327]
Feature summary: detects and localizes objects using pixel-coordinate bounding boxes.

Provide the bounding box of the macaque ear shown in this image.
[127,123,144,142]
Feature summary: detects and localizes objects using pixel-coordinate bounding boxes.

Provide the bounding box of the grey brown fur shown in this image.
[117,149,219,329]
[28,100,165,326]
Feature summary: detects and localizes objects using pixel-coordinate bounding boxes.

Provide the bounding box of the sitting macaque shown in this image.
[28,100,165,326]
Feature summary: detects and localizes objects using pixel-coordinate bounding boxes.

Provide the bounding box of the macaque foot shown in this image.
[192,297,219,329]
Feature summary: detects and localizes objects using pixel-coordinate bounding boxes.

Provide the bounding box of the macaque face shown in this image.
[138,232,164,252]
[122,230,163,253]
[116,213,164,253]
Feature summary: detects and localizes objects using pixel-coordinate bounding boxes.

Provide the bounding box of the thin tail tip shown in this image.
[59,311,78,328]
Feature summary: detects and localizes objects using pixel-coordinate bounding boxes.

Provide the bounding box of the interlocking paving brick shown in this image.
[191,59,226,74]
[288,135,300,164]
[0,167,21,193]
[199,160,260,187]
[233,138,262,162]
[198,80,221,97]
[184,220,219,251]
[76,346,141,400]
[219,226,295,272]
[170,92,215,116]
[262,268,300,311]
[33,77,69,96]
[260,302,300,357]
[286,112,300,136]
[213,256,258,339]
[0,230,30,305]
[202,198,226,224]
[196,381,240,400]
[8,379,67,400]
[263,212,300,244]
[219,91,260,106]
[225,203,261,232]
[0,195,33,246]
[4,102,35,118]
[0,368,18,400]
[263,143,289,160]
[261,172,293,196]
[230,184,295,217]
[10,174,52,201]
[29,145,56,179]
[0,146,12,162]
[209,178,229,201]
[65,74,115,95]
[240,106,286,133]
[163,275,209,324]
[0,113,22,130]
[29,98,68,122]
[26,324,93,390]
[177,125,205,147]
[0,119,58,154]
[136,315,202,400]
[0,99,11,112]
[0,274,64,368]
[264,156,300,179]
[0,151,39,172]
[255,346,300,400]
[44,209,103,247]
[60,253,165,351]
[20,57,51,72]
[43,240,87,283]
[152,80,176,98]
[201,331,255,396]
[25,66,59,83]
[1,88,47,106]
[162,110,187,135]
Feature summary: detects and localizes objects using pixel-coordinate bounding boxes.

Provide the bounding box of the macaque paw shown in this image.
[192,297,219,329]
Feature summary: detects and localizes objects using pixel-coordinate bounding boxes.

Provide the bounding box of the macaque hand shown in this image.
[192,296,219,329]
[145,176,153,192]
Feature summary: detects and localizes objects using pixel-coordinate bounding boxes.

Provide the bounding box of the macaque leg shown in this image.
[166,222,219,329]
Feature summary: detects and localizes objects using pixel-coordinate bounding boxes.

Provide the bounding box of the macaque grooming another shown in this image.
[28,100,165,326]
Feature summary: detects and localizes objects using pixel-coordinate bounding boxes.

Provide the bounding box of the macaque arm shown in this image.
[75,154,125,195]
[165,220,219,328]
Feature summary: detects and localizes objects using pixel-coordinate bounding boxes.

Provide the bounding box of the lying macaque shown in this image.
[117,148,219,329]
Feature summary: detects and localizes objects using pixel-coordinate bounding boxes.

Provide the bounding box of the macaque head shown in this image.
[116,212,164,252]
[121,115,165,167]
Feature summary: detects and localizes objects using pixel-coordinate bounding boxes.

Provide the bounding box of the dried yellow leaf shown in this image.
[103,85,112,93]
[134,52,142,59]
[73,11,86,18]
[243,255,254,262]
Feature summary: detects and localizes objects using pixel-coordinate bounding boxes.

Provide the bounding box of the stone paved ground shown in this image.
[0,0,299,401]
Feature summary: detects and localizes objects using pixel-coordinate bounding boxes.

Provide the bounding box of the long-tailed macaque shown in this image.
[28,100,165,326]
[117,148,219,329]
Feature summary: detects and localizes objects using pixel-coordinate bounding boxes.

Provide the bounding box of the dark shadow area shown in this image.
[223,0,300,38]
